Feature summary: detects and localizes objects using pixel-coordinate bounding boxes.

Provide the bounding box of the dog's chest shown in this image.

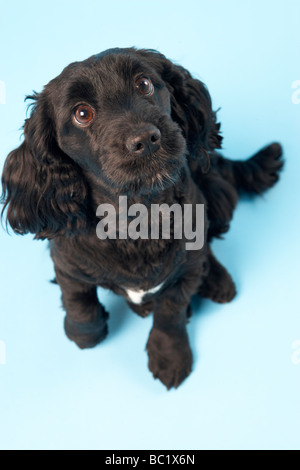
[124,282,165,304]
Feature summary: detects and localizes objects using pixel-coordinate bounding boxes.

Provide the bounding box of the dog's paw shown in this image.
[146,328,192,389]
[128,300,153,318]
[199,262,236,304]
[64,307,109,349]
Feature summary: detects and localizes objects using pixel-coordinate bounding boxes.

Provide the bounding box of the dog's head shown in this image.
[1,47,222,239]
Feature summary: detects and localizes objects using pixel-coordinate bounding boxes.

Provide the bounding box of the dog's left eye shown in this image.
[135,76,154,96]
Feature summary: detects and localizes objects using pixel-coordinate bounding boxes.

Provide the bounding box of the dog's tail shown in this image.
[212,142,284,194]
[201,143,284,240]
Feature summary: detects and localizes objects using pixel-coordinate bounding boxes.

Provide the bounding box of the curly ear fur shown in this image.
[1,92,89,239]
[136,49,222,173]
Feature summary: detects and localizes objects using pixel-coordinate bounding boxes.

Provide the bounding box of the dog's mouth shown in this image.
[103,146,186,194]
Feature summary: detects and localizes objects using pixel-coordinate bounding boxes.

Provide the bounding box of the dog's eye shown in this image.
[135,76,154,96]
[73,104,95,127]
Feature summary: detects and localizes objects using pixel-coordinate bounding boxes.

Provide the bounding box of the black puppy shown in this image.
[1,48,283,389]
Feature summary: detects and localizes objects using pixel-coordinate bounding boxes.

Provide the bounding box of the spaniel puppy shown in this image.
[1,48,283,389]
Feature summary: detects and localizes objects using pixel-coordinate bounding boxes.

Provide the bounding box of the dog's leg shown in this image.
[55,268,108,349]
[212,142,284,194]
[198,249,236,303]
[146,304,192,390]
[146,272,201,389]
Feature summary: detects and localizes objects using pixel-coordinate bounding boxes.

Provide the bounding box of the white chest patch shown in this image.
[125,282,165,304]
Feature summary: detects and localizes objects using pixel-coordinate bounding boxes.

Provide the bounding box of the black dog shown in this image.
[1,48,283,389]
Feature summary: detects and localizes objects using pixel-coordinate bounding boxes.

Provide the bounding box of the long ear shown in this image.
[136,50,222,173]
[1,92,89,239]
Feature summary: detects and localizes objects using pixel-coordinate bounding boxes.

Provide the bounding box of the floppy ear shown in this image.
[136,50,222,173]
[1,91,89,239]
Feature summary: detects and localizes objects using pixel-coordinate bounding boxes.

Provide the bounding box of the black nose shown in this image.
[126,126,161,156]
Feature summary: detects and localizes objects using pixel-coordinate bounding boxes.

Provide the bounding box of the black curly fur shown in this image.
[1,48,283,389]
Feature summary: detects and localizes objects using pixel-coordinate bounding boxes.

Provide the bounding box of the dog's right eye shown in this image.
[73,104,95,127]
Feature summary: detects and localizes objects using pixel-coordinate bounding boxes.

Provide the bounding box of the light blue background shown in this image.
[0,0,299,450]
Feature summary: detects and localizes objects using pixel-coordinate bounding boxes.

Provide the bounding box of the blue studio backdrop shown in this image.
[0,0,299,450]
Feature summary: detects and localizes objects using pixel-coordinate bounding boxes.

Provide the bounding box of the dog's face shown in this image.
[2,47,222,239]
[45,48,187,193]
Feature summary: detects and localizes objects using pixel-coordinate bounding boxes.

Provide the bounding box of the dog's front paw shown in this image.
[64,306,109,349]
[146,328,192,389]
